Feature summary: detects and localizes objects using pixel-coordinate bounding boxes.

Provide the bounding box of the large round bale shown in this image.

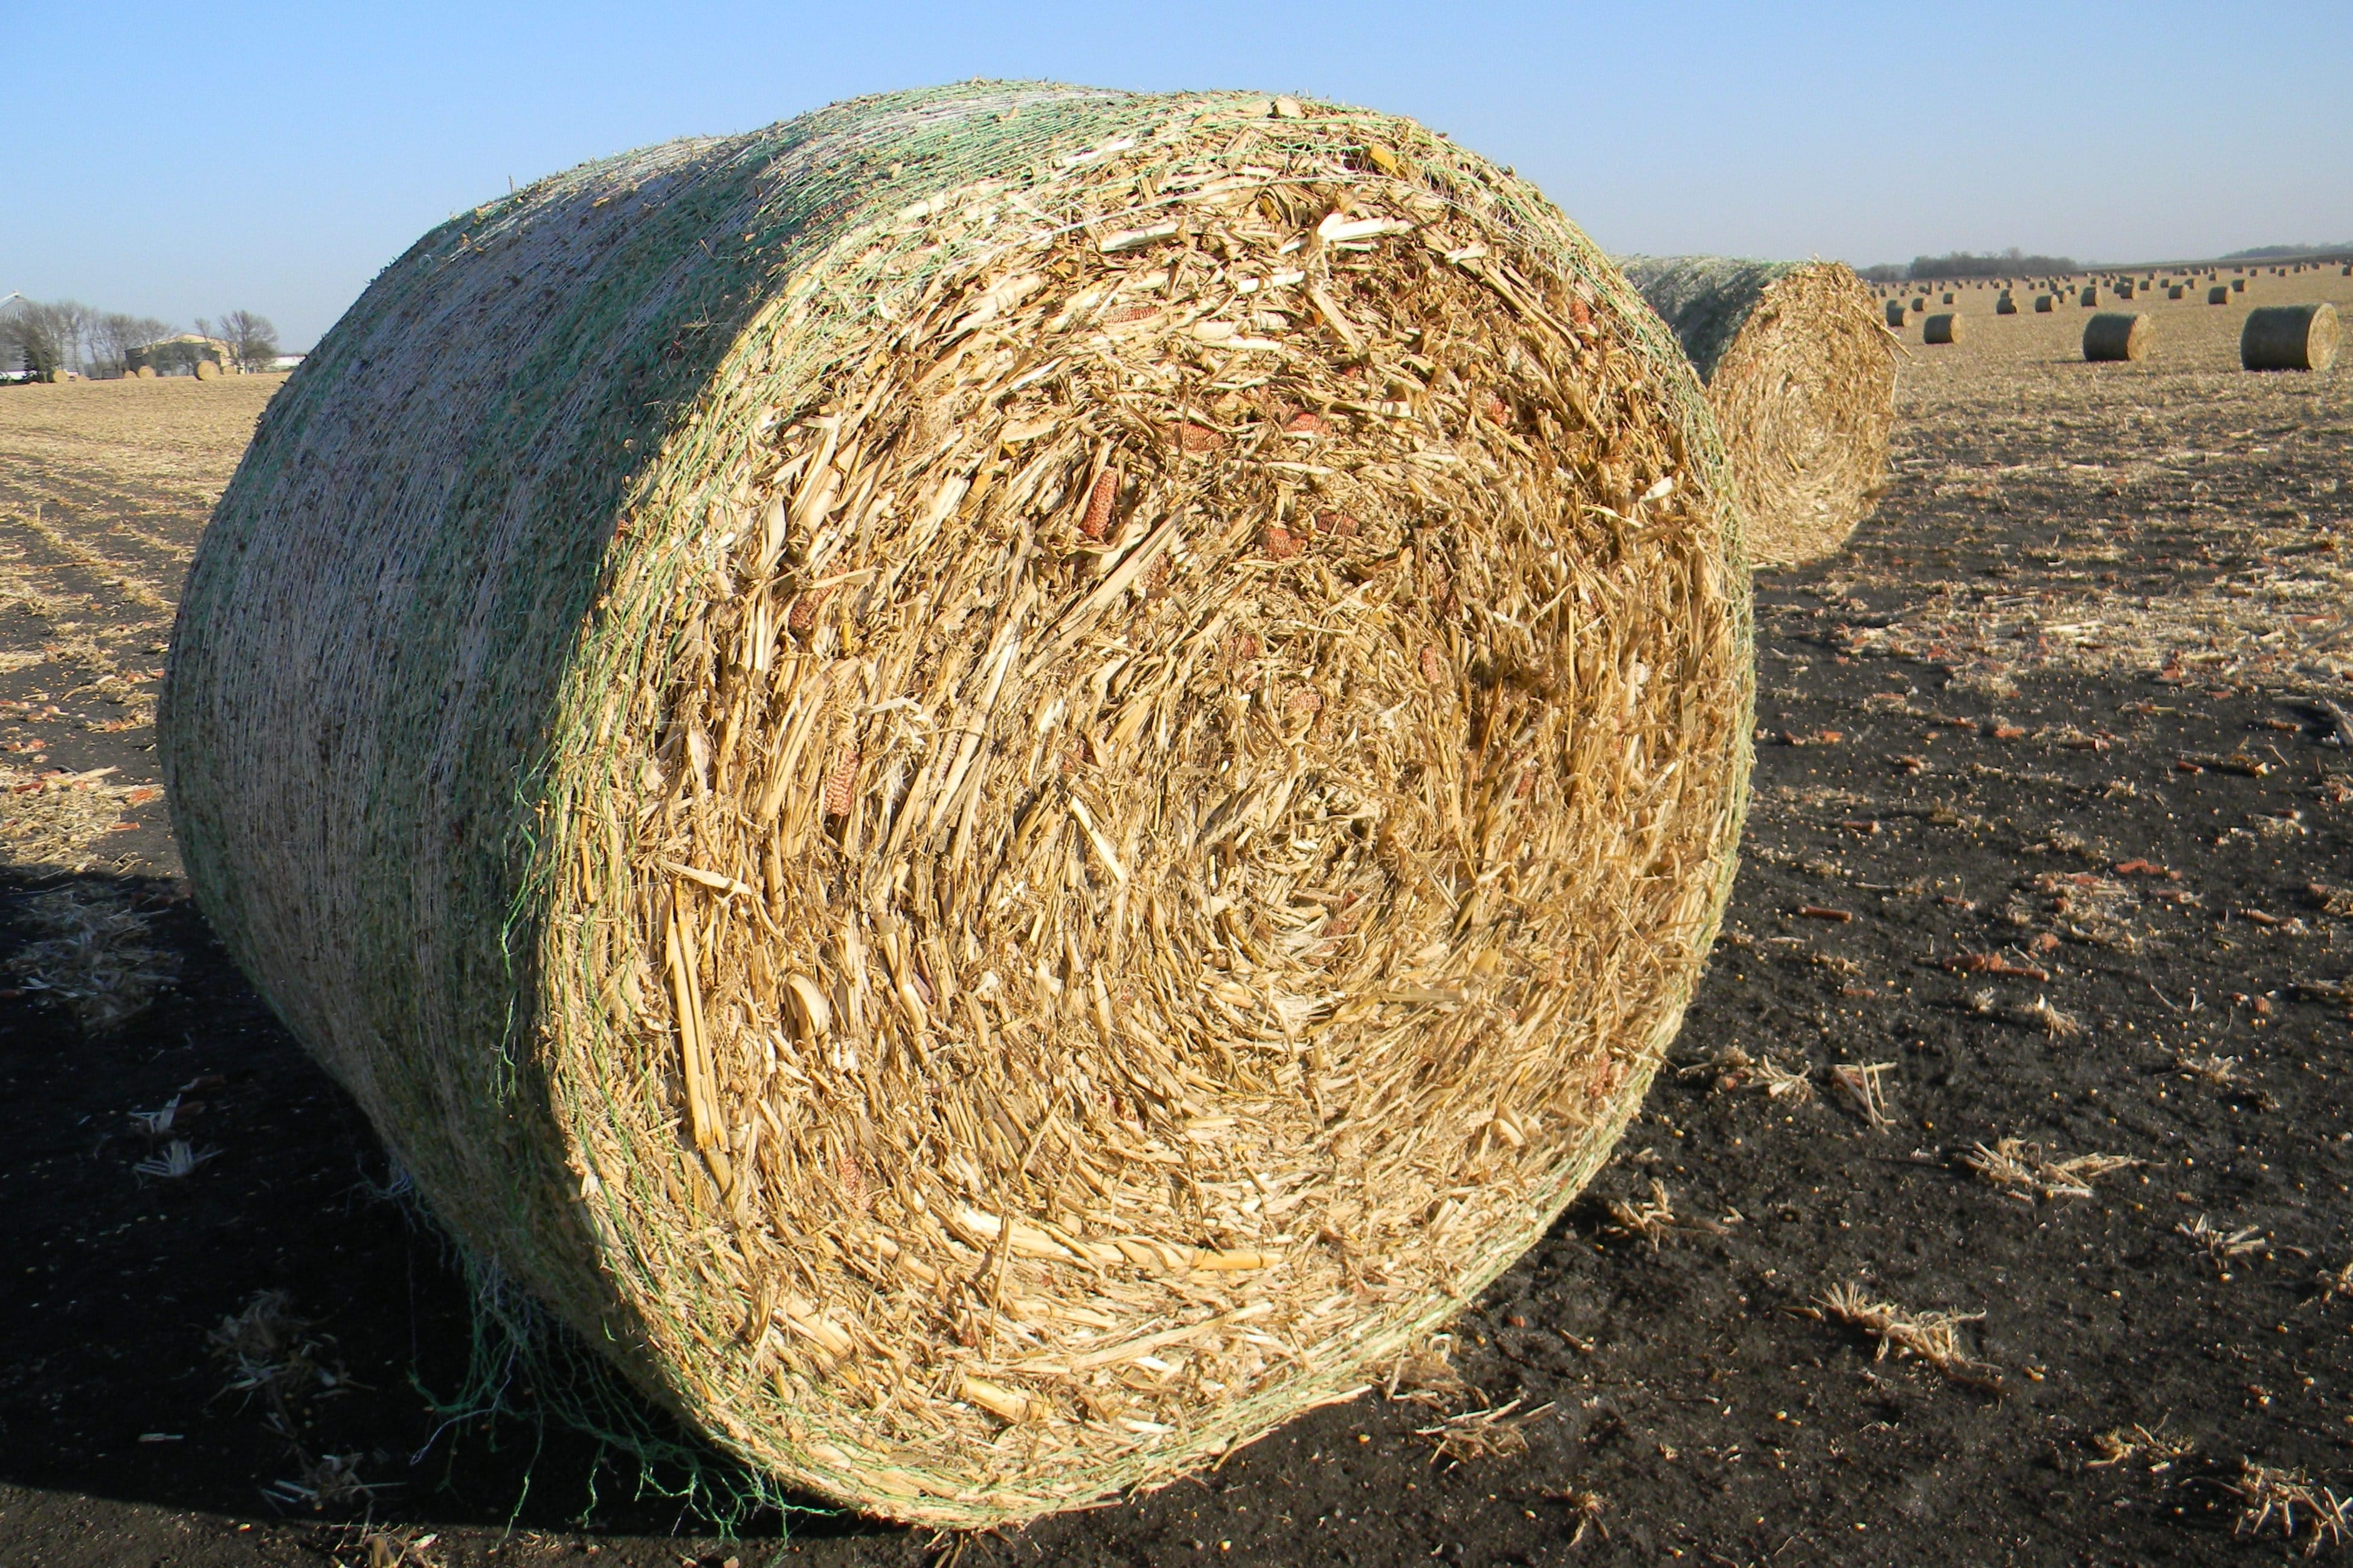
[161,84,1753,1527]
[193,358,221,381]
[1995,292,2019,315]
[2079,286,2100,307]
[2208,285,2231,305]
[1884,298,1907,329]
[1923,311,1963,344]
[2083,312,2151,362]
[2166,284,2186,300]
[2035,293,2057,312]
[1617,255,1893,569]
[2241,303,2342,371]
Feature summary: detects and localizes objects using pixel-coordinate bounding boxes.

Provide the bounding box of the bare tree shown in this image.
[2,298,95,379]
[213,310,280,372]
[89,312,176,378]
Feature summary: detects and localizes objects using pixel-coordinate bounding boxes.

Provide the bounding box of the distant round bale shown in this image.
[2079,286,2100,306]
[2167,284,2185,300]
[1911,295,1927,313]
[2208,285,2231,305]
[1885,299,1907,328]
[2241,303,2342,371]
[2232,278,2246,292]
[193,358,221,381]
[1923,312,1963,344]
[2116,281,2135,300]
[2035,294,2056,312]
[2083,312,2151,362]
[135,364,158,379]
[159,83,1755,1528]
[1942,291,1955,303]
[1995,292,2019,315]
[1620,254,1895,567]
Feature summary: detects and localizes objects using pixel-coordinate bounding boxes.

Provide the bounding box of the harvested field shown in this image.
[3,263,2352,1563]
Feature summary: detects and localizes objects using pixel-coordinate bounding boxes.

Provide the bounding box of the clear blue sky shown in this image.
[6,1,2346,349]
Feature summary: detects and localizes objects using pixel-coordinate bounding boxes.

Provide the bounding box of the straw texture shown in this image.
[162,83,1751,1526]
[1618,256,1894,569]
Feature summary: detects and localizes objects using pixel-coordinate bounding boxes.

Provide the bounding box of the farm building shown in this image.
[124,333,237,377]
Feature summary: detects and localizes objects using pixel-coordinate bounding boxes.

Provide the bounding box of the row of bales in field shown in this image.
[1873,266,2340,370]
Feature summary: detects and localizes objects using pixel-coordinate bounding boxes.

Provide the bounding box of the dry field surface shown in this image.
[1,268,2349,1566]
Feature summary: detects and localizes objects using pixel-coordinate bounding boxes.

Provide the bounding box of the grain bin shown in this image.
[161,83,1754,1528]
[2083,312,2151,362]
[1619,255,1894,568]
[2241,303,2342,371]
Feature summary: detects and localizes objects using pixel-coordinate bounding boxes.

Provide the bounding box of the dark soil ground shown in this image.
[2,272,2349,1566]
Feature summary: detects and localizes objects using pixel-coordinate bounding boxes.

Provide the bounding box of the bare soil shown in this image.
[2,268,2350,1566]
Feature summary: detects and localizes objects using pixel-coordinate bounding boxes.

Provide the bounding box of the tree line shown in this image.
[1857,248,2081,283]
[2,298,281,379]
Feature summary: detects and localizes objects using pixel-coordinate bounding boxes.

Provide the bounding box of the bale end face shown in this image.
[2083,312,2151,363]
[2241,303,2342,371]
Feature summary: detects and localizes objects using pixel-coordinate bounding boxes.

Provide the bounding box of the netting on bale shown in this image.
[162,83,1751,1526]
[1617,256,1895,568]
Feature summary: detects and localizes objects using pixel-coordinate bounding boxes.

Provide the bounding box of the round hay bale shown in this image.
[1941,291,1955,304]
[193,358,221,381]
[2232,277,2246,292]
[1995,292,2019,315]
[2166,284,2185,300]
[1618,255,1894,568]
[160,84,1753,1528]
[136,364,158,379]
[2083,312,2151,362]
[2116,281,2134,300]
[1885,298,1907,329]
[2208,284,2232,305]
[1922,311,1962,344]
[1911,295,1928,313]
[2079,286,2100,307]
[2241,303,2342,371]
[2034,293,2056,313]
